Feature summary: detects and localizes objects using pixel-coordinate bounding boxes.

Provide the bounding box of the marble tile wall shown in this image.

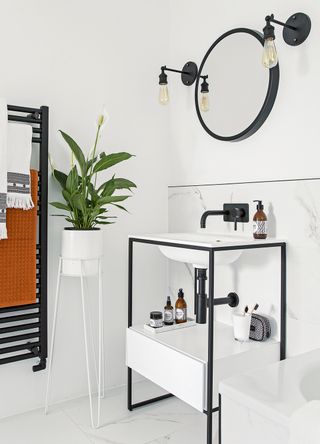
[168,179,320,357]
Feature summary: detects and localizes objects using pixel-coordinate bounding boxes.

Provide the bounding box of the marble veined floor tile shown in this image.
[61,381,207,444]
[0,407,91,444]
[0,381,215,444]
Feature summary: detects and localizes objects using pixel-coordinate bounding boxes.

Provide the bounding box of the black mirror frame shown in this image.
[195,28,280,142]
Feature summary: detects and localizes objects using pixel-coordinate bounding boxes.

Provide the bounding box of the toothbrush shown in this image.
[250,303,259,314]
[243,305,249,316]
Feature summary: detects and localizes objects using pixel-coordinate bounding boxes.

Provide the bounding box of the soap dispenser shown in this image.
[175,288,187,324]
[253,200,267,239]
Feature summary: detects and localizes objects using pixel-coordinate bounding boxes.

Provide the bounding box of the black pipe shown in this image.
[194,268,198,316]
[196,268,207,324]
[200,210,228,228]
[214,293,239,308]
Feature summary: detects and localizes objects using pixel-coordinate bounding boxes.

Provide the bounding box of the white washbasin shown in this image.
[130,232,280,268]
[159,233,245,267]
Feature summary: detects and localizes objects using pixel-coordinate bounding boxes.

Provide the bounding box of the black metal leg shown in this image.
[280,244,287,360]
[128,239,133,410]
[127,239,174,411]
[219,393,222,444]
[207,249,215,444]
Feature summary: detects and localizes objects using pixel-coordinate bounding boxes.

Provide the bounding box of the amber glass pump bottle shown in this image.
[164,296,174,325]
[175,288,187,324]
[253,200,267,239]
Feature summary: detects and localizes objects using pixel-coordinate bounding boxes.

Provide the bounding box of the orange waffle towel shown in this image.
[0,170,38,308]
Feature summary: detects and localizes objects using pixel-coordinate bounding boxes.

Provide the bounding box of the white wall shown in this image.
[0,0,170,418]
[167,0,319,186]
[166,0,320,362]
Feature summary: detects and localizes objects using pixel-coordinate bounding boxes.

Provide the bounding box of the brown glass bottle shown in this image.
[175,288,187,324]
[253,200,267,239]
[164,296,174,325]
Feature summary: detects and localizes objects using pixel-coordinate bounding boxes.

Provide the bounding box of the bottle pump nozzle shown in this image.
[253,200,264,210]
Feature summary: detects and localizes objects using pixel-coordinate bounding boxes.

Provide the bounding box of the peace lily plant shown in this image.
[51,112,136,229]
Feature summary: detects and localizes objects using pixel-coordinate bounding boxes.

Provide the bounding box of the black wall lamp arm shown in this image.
[161,65,190,76]
[160,61,198,86]
[264,12,311,46]
[266,14,296,31]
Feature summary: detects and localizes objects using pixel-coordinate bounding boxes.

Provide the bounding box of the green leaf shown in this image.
[93,152,133,174]
[65,217,77,224]
[72,193,87,213]
[53,169,68,189]
[60,130,86,175]
[100,177,137,197]
[50,201,70,211]
[98,195,130,206]
[87,182,99,204]
[86,156,97,173]
[62,189,71,203]
[66,165,79,193]
[96,221,115,225]
[111,203,128,213]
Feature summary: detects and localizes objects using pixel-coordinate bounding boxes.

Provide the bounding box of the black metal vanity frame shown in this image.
[127,237,286,444]
[0,105,48,372]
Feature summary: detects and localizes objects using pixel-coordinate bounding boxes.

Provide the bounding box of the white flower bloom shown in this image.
[97,106,109,131]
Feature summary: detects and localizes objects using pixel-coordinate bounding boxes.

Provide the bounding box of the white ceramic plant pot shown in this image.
[61,228,103,276]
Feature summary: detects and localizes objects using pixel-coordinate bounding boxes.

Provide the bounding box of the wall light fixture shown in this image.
[262,12,311,69]
[158,61,198,105]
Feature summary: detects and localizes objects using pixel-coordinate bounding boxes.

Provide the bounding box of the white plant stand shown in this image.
[45,256,104,429]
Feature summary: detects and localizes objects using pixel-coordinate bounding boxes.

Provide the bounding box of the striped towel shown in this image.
[0,99,33,240]
[7,123,34,210]
[0,99,7,239]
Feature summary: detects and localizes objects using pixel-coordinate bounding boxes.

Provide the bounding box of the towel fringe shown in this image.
[0,223,7,240]
[6,194,34,210]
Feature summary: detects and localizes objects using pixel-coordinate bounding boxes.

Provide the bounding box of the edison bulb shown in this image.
[262,38,278,69]
[159,84,169,105]
[200,92,210,112]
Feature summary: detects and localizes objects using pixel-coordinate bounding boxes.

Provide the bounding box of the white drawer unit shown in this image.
[126,322,280,412]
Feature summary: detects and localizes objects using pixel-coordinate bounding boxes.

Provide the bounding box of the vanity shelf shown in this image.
[127,322,280,412]
[127,233,286,444]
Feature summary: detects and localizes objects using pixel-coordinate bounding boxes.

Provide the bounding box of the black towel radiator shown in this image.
[0,104,48,372]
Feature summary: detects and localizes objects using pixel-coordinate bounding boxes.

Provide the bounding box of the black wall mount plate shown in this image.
[283,12,311,46]
[181,61,198,86]
[223,203,250,223]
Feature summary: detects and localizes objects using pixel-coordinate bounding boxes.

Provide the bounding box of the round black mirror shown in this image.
[195,28,280,142]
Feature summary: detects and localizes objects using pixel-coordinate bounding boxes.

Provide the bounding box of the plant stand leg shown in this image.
[80,260,102,429]
[45,257,62,415]
[99,258,105,399]
[80,261,95,429]
[96,259,102,426]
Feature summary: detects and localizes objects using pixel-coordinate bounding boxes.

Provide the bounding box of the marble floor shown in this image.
[0,381,219,443]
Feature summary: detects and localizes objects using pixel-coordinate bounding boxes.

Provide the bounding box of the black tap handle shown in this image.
[234,217,238,231]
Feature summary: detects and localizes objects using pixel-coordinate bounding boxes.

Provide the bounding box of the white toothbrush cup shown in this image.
[233,313,252,342]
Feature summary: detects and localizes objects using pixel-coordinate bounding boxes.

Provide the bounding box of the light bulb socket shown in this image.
[159,68,168,85]
[263,19,276,40]
[200,76,209,93]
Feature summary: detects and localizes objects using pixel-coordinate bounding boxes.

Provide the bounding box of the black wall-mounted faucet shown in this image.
[200,203,249,231]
